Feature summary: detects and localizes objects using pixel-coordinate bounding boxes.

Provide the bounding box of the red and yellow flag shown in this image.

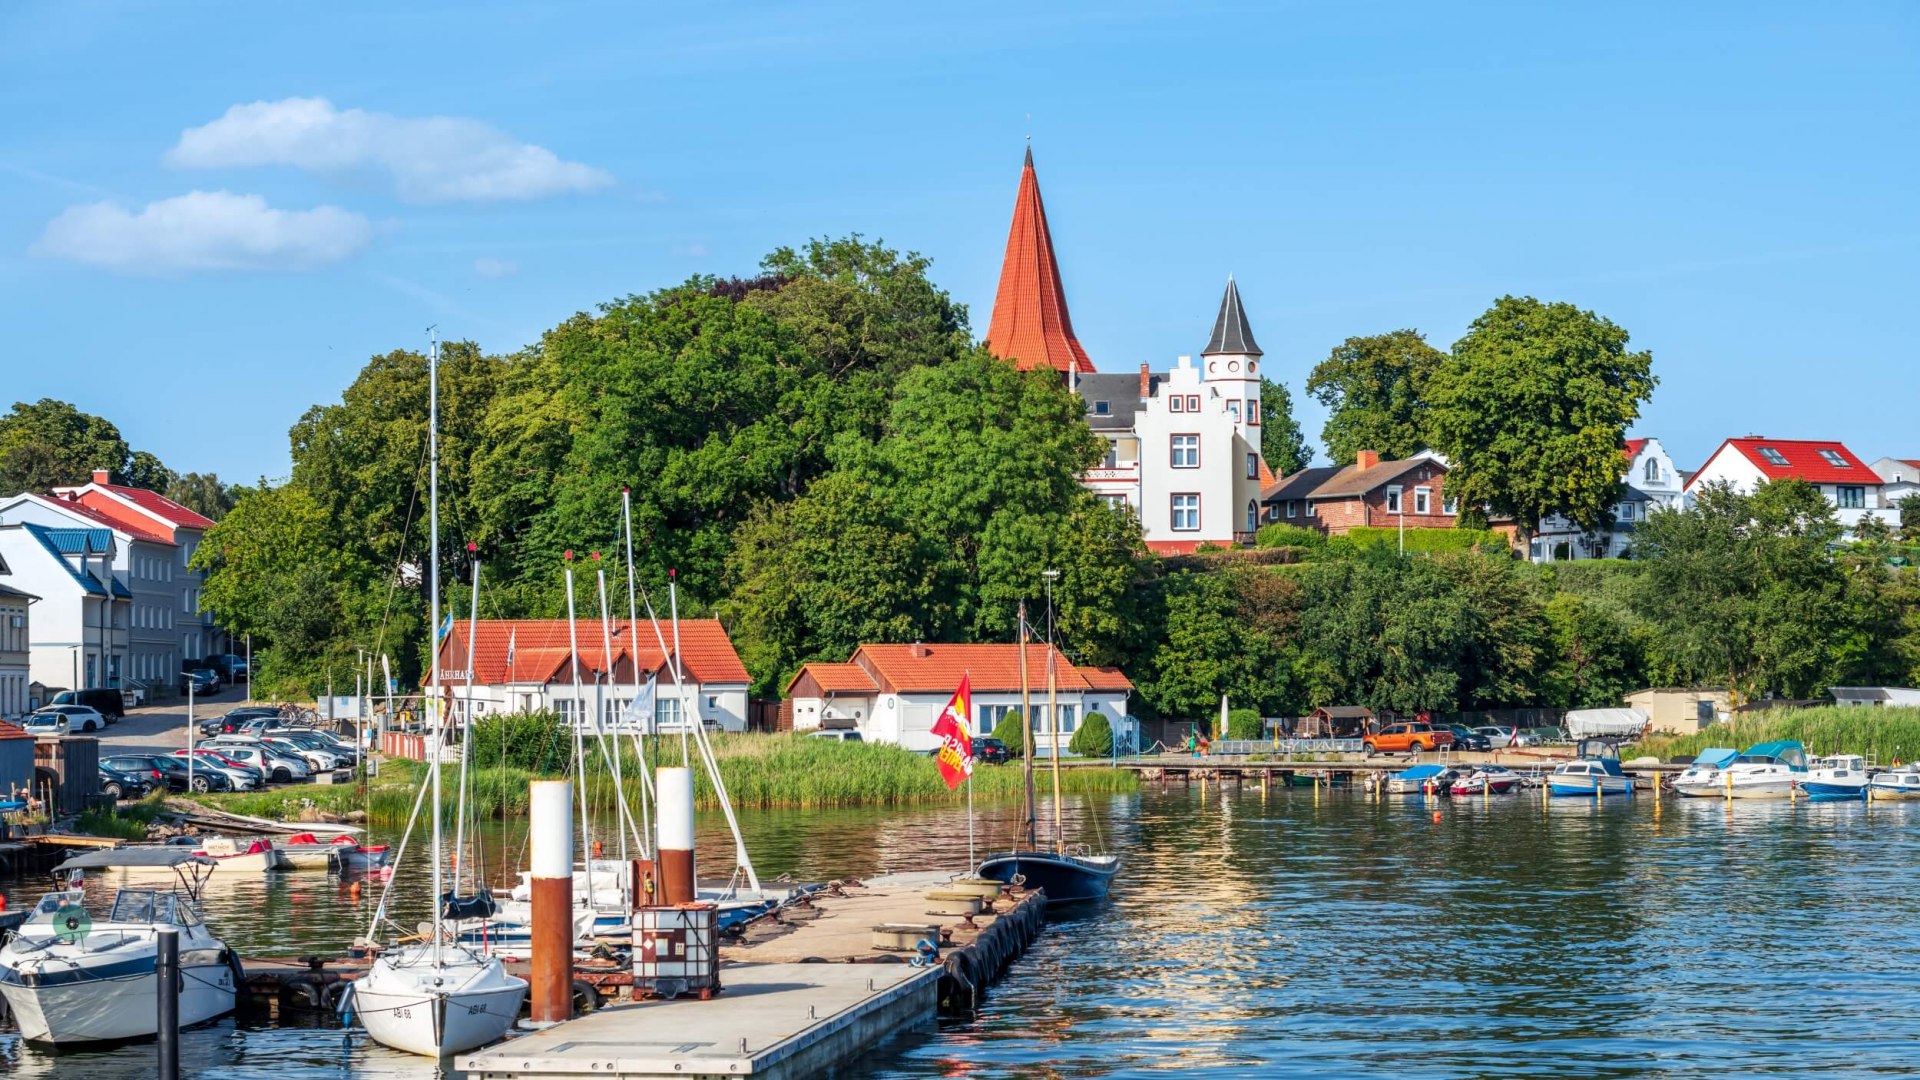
[931,674,974,790]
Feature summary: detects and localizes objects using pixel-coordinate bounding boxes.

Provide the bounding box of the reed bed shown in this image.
[190,733,1138,825]
[1634,706,1920,763]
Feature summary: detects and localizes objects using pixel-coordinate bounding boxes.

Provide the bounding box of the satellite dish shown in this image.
[53,904,91,945]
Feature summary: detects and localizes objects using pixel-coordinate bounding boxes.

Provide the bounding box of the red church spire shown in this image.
[984,147,1095,375]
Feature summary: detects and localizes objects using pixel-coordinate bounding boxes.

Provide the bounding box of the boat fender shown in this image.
[285,977,323,1009]
[225,948,248,999]
[571,980,602,1014]
[910,938,939,969]
[320,981,349,1010]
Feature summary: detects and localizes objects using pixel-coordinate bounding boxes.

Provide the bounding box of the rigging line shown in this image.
[370,435,431,665]
[363,750,435,945]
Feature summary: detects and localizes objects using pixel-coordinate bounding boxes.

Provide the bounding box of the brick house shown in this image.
[1261,451,1457,536]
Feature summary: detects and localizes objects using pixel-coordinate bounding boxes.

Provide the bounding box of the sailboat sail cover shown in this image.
[441,891,498,921]
[624,675,656,731]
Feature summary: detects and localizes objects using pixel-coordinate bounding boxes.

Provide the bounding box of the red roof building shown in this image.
[983,148,1095,376]
[1688,437,1893,534]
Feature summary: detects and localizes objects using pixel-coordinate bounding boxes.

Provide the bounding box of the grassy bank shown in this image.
[74,792,169,841]
[1635,706,1920,762]
[188,733,1138,825]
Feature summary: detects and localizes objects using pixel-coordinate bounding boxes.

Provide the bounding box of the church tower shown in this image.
[983,148,1096,376]
[1200,276,1263,438]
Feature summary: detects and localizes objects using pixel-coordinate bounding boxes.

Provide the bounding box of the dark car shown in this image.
[98,763,155,802]
[103,754,234,794]
[1445,724,1492,752]
[49,687,125,722]
[180,668,219,696]
[204,653,250,681]
[200,706,278,737]
[972,737,1014,765]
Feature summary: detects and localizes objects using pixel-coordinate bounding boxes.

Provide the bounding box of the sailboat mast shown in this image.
[564,562,596,911]
[621,488,653,859]
[1045,571,1063,853]
[596,565,634,862]
[427,327,443,965]
[453,555,481,891]
[1018,601,1035,849]
[669,572,689,766]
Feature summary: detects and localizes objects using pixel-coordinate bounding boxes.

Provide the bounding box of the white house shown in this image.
[1829,687,1920,707]
[50,471,222,665]
[0,492,182,699]
[1529,438,1685,561]
[0,523,127,694]
[1686,437,1896,535]
[435,617,752,732]
[786,642,1135,754]
[0,583,33,719]
[1867,457,1920,512]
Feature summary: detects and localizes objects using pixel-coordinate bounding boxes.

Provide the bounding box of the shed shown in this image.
[0,721,33,799]
[1623,688,1730,735]
[1830,687,1920,707]
[1301,706,1375,738]
[33,735,99,814]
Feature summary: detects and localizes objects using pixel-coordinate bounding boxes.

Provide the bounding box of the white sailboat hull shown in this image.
[353,945,527,1057]
[0,960,234,1044]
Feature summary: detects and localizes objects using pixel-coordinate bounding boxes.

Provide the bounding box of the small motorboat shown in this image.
[1803,754,1869,801]
[1546,739,1634,797]
[1385,764,1456,794]
[331,833,391,872]
[274,832,346,871]
[196,836,290,873]
[977,849,1119,906]
[1450,765,1519,796]
[1869,766,1920,801]
[0,854,239,1044]
[1673,740,1807,799]
[1671,748,1738,793]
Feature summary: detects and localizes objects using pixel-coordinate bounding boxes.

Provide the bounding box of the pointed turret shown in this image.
[984,148,1095,375]
[1202,276,1262,357]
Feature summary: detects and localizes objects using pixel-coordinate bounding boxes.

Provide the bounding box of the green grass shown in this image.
[74,792,169,841]
[1635,706,1920,763]
[185,733,1139,825]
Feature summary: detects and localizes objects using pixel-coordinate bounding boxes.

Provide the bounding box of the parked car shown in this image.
[972,737,1014,765]
[1472,725,1539,748]
[204,707,278,737]
[205,654,250,681]
[102,753,234,794]
[22,711,69,737]
[180,668,220,696]
[49,688,125,722]
[169,749,262,789]
[1444,725,1491,752]
[1362,722,1455,755]
[205,739,310,783]
[97,763,155,802]
[43,705,107,733]
[807,729,863,743]
[1524,726,1566,743]
[264,734,345,770]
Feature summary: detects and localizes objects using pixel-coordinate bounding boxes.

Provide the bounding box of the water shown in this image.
[7,787,1920,1076]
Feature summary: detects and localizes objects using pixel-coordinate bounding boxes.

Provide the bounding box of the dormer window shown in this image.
[1758,447,1789,466]
[1818,449,1848,468]
[1094,401,1110,415]
[1644,458,1659,482]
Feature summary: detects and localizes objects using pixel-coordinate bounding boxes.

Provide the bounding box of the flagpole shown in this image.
[966,668,975,872]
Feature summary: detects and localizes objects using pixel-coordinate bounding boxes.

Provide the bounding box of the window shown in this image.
[1170,395,1186,413]
[1286,501,1297,519]
[1171,435,1200,468]
[1226,400,1241,421]
[1758,446,1789,466]
[1171,494,1200,531]
[1618,502,1637,521]
[1093,400,1110,415]
[1246,453,1259,479]
[1305,501,1316,518]
[977,703,1017,731]
[1414,487,1431,514]
[1442,494,1458,515]
[1102,441,1119,468]
[1644,458,1659,482]
[1099,493,1129,513]
[1837,486,1865,509]
[658,696,685,730]
[1186,395,1200,412]
[1248,398,1260,426]
[1385,485,1403,514]
[1246,500,1258,534]
[1818,449,1849,468]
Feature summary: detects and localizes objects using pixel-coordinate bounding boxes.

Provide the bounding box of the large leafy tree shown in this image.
[1539,592,1642,709]
[0,398,167,491]
[164,472,237,520]
[1258,377,1312,475]
[1427,297,1656,537]
[1134,571,1288,722]
[1305,330,1446,466]
[1291,549,1475,713]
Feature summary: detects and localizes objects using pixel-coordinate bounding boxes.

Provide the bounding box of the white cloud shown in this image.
[167,97,613,203]
[473,257,518,278]
[31,190,371,274]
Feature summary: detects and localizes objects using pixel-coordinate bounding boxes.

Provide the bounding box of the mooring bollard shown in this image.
[658,767,696,906]
[157,926,179,1080]
[530,779,574,1026]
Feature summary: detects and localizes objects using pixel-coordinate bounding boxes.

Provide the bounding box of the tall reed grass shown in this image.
[1635,706,1920,763]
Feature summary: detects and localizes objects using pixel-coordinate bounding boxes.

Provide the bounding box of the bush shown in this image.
[989,710,1027,757]
[1227,707,1264,740]
[1068,711,1113,757]
[1341,526,1508,554]
[1255,523,1326,549]
[468,711,573,772]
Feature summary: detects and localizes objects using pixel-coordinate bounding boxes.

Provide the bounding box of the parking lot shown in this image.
[98,685,254,753]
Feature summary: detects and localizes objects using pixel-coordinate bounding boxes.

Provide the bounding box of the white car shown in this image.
[43,705,106,733]
[1472,725,1539,748]
[264,736,339,771]
[22,712,69,737]
[170,749,260,790]
[206,741,310,783]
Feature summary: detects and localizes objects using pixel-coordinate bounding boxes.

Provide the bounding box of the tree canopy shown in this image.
[1258,377,1312,475]
[1305,330,1445,465]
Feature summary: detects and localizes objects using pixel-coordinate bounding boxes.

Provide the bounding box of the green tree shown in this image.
[1068,711,1113,756]
[1292,550,1473,713]
[0,398,147,491]
[1135,572,1286,720]
[1898,493,1920,542]
[1258,377,1312,475]
[1305,330,1446,465]
[165,472,236,520]
[1539,592,1642,709]
[990,710,1028,757]
[1427,297,1656,538]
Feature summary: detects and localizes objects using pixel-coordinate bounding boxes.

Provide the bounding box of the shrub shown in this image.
[468,711,574,772]
[1227,707,1264,740]
[1068,712,1113,757]
[1255,523,1326,549]
[1341,526,1508,554]
[989,710,1028,756]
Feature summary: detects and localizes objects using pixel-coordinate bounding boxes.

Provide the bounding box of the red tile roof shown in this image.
[0,720,32,741]
[70,484,215,531]
[437,618,749,686]
[1622,438,1648,461]
[1080,666,1135,692]
[1696,437,1880,488]
[983,148,1096,376]
[849,643,1128,695]
[791,663,878,694]
[48,494,175,544]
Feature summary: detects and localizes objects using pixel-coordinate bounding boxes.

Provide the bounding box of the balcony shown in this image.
[1084,465,1138,483]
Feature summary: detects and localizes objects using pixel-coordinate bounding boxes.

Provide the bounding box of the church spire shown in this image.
[1202,275,1262,357]
[984,147,1095,375]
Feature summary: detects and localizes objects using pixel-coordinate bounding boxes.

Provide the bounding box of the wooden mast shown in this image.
[1018,601,1035,849]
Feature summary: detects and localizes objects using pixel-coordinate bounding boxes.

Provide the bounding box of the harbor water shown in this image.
[6,784,1920,1076]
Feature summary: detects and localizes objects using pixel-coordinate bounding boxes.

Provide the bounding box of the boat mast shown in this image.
[1018,600,1035,849]
[428,326,443,967]
[596,563,638,860]
[563,559,597,911]
[452,553,481,893]
[1044,569,1063,854]
[620,488,654,859]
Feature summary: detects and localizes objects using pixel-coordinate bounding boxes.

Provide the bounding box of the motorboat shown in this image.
[0,853,238,1044]
[1803,754,1869,801]
[977,850,1119,906]
[274,832,347,871]
[1673,740,1807,799]
[1385,764,1456,794]
[1671,748,1738,793]
[196,835,290,872]
[333,834,392,872]
[1869,766,1920,801]
[1546,739,1635,796]
[1450,765,1520,796]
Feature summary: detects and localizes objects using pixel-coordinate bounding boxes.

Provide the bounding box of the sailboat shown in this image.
[352,330,528,1059]
[976,592,1119,906]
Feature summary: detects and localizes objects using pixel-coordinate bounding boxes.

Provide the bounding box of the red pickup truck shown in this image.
[1363,722,1455,755]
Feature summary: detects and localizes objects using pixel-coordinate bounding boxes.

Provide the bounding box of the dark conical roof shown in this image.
[1202,276,1262,357]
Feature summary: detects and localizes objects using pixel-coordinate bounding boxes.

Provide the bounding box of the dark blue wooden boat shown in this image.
[976,850,1118,906]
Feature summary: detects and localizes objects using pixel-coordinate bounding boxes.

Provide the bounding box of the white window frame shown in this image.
[1186,394,1200,412]
[1286,502,1296,519]
[1836,485,1865,509]
[1248,398,1260,426]
[1227,400,1241,421]
[1386,485,1403,514]
[1171,494,1200,532]
[1443,494,1458,515]
[1171,434,1200,469]
[1414,486,1431,514]
[1169,395,1186,413]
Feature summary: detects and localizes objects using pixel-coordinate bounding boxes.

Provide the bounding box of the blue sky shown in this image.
[3,1,1915,482]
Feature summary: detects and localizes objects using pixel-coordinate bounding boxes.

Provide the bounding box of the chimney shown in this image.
[1355,450,1380,471]
[1139,363,1150,399]
[910,642,929,659]
[92,469,111,485]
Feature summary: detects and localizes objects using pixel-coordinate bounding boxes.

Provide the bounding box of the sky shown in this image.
[2,1,1915,482]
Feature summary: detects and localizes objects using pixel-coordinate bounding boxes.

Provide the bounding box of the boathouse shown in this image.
[786,643,1134,754]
